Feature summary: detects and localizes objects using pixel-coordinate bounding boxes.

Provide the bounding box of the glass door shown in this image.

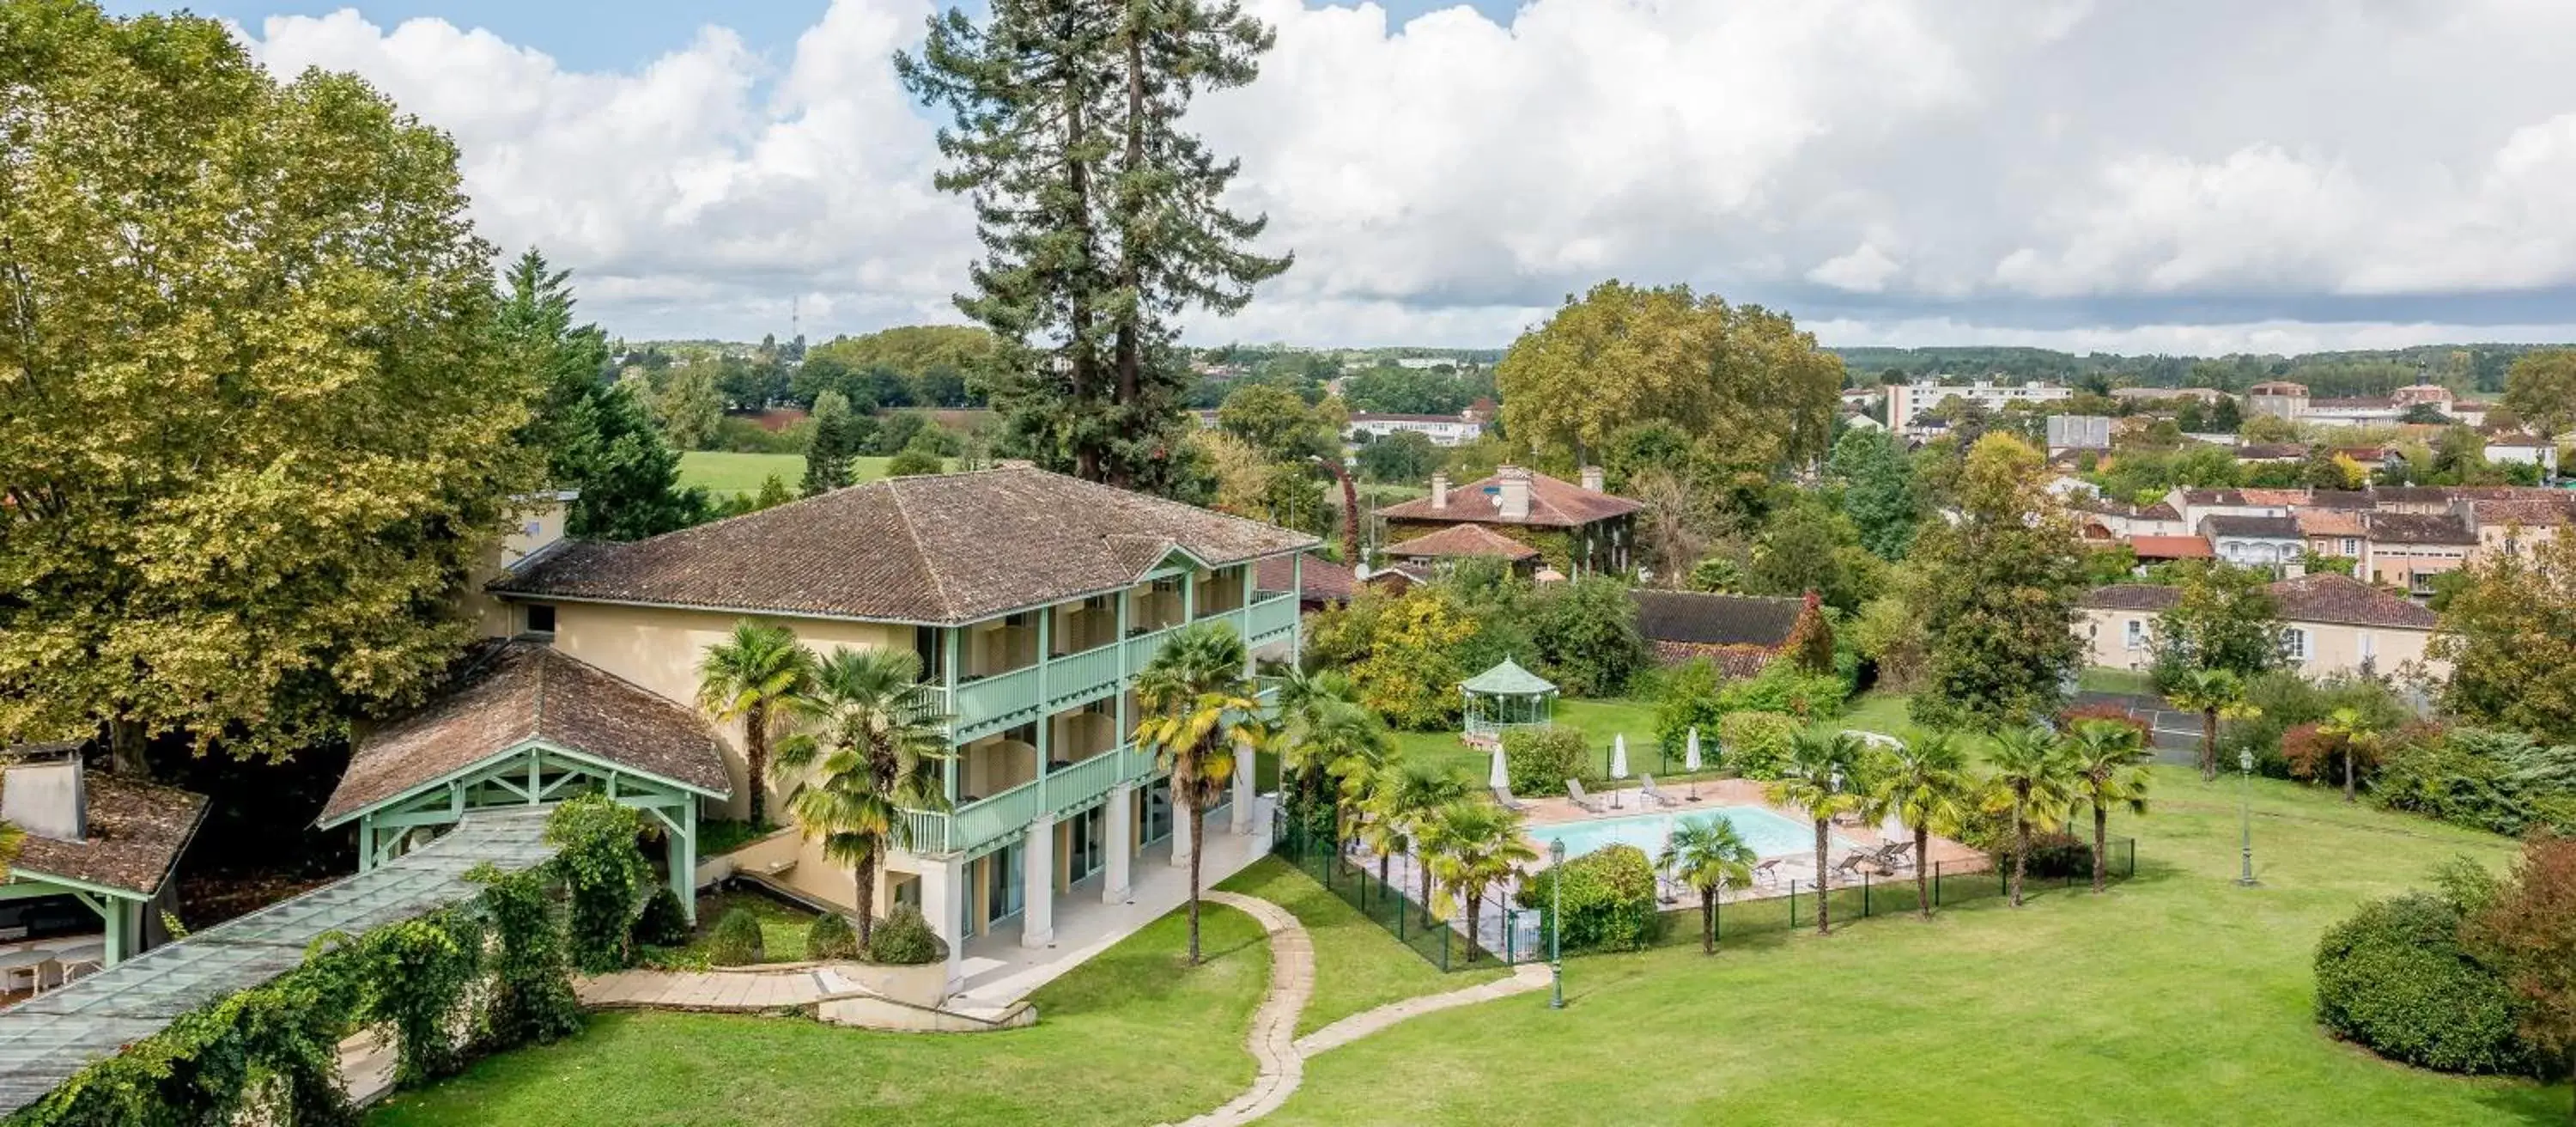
[1067,806,1105,882]
[1144,778,1174,844]
[986,843,1024,926]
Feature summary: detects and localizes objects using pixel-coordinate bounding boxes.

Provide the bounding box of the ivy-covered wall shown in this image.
[1384,515,1632,576]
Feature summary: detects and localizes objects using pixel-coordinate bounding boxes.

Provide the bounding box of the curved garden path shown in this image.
[1168,892,1551,1127]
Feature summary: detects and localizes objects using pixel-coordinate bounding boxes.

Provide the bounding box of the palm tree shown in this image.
[1658,814,1758,953]
[696,620,819,827]
[1370,758,1474,925]
[770,646,951,949]
[1765,731,1871,935]
[1986,726,2079,907]
[1869,731,1976,920]
[1273,667,1388,847]
[2166,667,2256,783]
[1419,799,1537,963]
[2061,718,2152,893]
[1133,621,1271,965]
[2317,705,2388,805]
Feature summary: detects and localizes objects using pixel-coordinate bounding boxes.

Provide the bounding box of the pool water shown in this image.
[1526,805,1845,861]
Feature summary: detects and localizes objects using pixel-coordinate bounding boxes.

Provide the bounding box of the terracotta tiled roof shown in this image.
[2306,490,2372,509]
[2081,585,2181,612]
[494,467,1316,624]
[321,640,730,825]
[2371,486,2451,506]
[1255,552,1358,604]
[2126,535,2213,559]
[2137,502,2181,521]
[2202,515,2302,539]
[2296,511,2366,537]
[2366,513,2476,545]
[2467,499,2576,528]
[1630,590,1802,648]
[1375,470,1642,528]
[2239,488,2312,506]
[3,774,207,899]
[2267,574,2436,630]
[1386,523,1540,561]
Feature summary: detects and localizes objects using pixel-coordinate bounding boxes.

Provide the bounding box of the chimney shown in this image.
[1498,465,1533,521]
[1580,466,1605,493]
[1431,472,1450,509]
[2,758,87,843]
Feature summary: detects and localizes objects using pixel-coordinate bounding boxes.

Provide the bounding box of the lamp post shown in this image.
[1548,837,1566,1010]
[2235,747,2259,887]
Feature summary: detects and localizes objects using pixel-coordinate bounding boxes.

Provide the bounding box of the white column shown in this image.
[1103,782,1134,903]
[919,854,968,993]
[1171,796,1194,868]
[1022,813,1055,947]
[1231,744,1256,835]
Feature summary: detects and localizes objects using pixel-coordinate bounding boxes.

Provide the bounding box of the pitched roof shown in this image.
[2201,514,2302,539]
[2137,502,2181,521]
[2233,444,2307,460]
[493,467,1315,624]
[2267,574,2437,630]
[2306,490,2372,509]
[2126,535,2213,559]
[1629,590,1804,648]
[320,641,729,825]
[1255,551,1358,604]
[2370,486,2451,506]
[2295,510,2366,537]
[2467,499,2576,528]
[2080,585,2182,612]
[1460,657,1557,696]
[1374,469,1642,528]
[2366,513,2476,545]
[2239,488,2313,506]
[3,774,207,899]
[1385,523,1540,561]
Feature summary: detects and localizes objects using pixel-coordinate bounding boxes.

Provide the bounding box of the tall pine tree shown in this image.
[802,391,859,496]
[501,250,710,539]
[900,0,1289,493]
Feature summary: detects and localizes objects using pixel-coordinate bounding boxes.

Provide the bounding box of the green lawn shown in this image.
[368,904,1271,1126]
[1219,856,1506,1036]
[2080,666,2160,696]
[680,890,820,964]
[1266,765,2567,1125]
[677,451,901,497]
[1394,697,1662,783]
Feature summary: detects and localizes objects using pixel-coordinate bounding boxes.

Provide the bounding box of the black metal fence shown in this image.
[1654,836,2139,947]
[1271,818,1539,972]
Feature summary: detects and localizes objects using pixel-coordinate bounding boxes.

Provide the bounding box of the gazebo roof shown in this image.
[1461,657,1556,697]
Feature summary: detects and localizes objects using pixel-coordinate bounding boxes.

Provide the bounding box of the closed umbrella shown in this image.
[1489,745,1510,792]
[1685,727,1704,801]
[1610,734,1630,808]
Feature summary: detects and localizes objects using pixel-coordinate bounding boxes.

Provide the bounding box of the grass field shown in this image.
[1219,857,1507,1036]
[677,451,902,497]
[368,905,1272,1127]
[678,890,819,964]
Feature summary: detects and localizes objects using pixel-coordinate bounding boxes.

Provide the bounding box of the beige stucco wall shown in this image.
[461,497,571,639]
[542,600,910,819]
[2079,606,2445,679]
[2365,545,2468,588]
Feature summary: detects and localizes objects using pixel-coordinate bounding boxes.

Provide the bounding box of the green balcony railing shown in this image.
[1042,752,1123,817]
[1044,641,1122,707]
[953,664,1042,735]
[1246,594,1297,642]
[905,741,1172,857]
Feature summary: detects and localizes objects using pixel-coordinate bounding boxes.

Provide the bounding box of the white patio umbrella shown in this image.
[1610,734,1630,808]
[1685,727,1704,801]
[1489,744,1510,792]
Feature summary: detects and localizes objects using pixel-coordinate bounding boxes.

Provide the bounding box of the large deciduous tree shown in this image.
[900,0,1290,494]
[2433,531,2576,745]
[501,249,708,539]
[1495,282,1841,475]
[1907,435,2089,732]
[2150,559,2285,684]
[2504,349,2576,447]
[1,2,538,768]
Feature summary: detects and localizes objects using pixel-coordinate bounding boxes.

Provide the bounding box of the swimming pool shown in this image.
[1525,805,1844,861]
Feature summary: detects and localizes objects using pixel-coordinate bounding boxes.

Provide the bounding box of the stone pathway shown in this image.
[1168,892,1552,1127]
[577,965,839,1011]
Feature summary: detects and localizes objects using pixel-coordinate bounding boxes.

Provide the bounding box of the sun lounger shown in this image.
[1874,840,1916,871]
[1832,850,1890,883]
[1751,857,1783,886]
[1567,779,1606,814]
[1491,785,1530,813]
[1639,775,1678,808]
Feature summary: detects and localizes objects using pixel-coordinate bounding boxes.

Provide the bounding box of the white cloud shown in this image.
[233,0,2576,348]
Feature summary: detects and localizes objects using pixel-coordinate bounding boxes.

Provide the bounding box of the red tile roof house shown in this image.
[1384,522,1542,576]
[2460,497,2575,558]
[2076,574,2444,680]
[330,466,1315,998]
[1376,466,1643,578]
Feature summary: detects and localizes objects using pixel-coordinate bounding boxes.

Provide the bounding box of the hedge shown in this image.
[1504,725,1596,797]
[2313,892,2538,1075]
[1516,844,1662,953]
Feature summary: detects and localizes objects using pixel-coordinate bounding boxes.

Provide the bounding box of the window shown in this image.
[2286,628,2311,662]
[2123,619,2145,650]
[523,604,556,635]
[2341,538,2358,556]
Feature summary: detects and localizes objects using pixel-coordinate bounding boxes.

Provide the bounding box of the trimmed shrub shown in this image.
[1504,724,1595,796]
[1515,844,1662,953]
[868,905,947,966]
[807,912,861,961]
[1718,660,1848,721]
[2015,832,2094,880]
[631,886,691,949]
[1719,711,1800,781]
[2313,892,2537,1075]
[707,907,767,966]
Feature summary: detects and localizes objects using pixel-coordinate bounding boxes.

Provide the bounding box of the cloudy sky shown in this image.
[111,0,2576,352]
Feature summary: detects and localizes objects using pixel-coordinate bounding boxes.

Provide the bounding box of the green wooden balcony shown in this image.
[946,594,1300,744]
[902,743,1166,859]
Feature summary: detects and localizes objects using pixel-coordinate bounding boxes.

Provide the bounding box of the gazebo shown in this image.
[1461,657,1558,741]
